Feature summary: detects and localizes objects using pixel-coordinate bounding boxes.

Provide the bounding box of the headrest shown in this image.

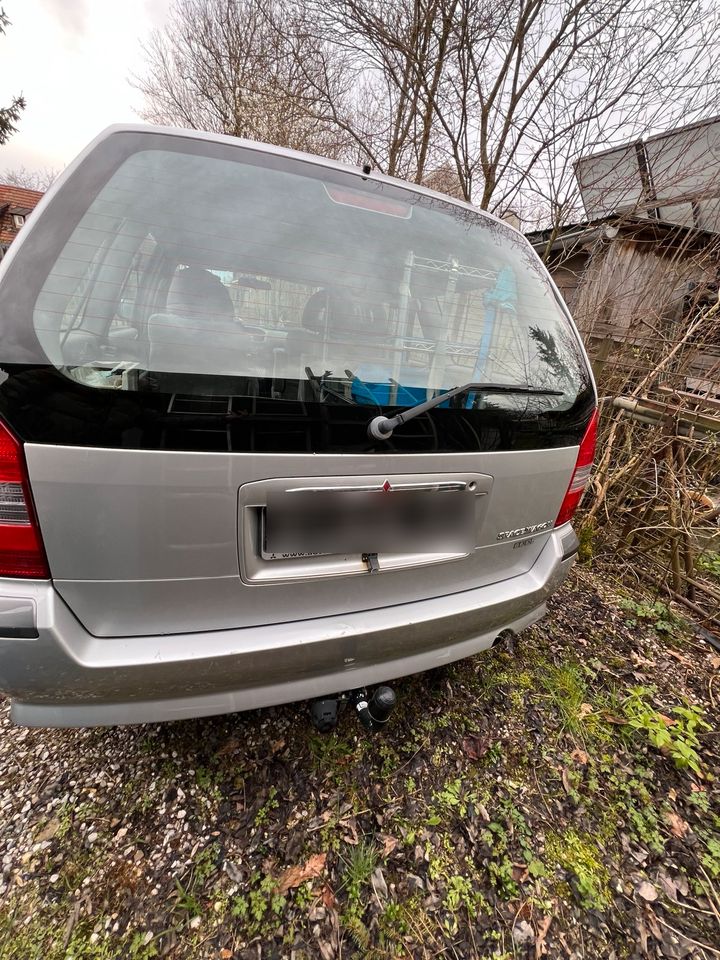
[301,288,357,333]
[167,267,235,322]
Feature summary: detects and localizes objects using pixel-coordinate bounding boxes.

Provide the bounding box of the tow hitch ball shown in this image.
[309,686,397,734]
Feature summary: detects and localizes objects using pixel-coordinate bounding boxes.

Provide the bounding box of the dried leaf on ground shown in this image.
[664,811,689,838]
[35,819,60,843]
[317,941,335,960]
[667,649,693,667]
[535,914,553,958]
[381,835,398,858]
[657,871,678,901]
[276,853,327,893]
[636,880,659,902]
[635,914,649,955]
[512,919,535,945]
[321,884,337,910]
[645,908,662,940]
[462,734,490,760]
[371,866,388,900]
[602,711,628,725]
[561,767,572,794]
[341,818,358,845]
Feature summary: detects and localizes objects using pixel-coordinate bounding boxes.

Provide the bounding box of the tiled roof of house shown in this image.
[0,183,44,246]
[0,183,44,208]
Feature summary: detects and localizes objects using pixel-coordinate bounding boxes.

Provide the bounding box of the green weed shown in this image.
[545,829,610,909]
[619,598,682,637]
[696,551,720,578]
[254,786,279,828]
[623,687,710,774]
[231,871,286,938]
[171,842,219,922]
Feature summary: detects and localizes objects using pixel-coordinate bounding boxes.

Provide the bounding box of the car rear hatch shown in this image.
[0,126,596,638]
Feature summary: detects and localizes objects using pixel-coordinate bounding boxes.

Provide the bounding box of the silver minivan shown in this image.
[0,125,597,727]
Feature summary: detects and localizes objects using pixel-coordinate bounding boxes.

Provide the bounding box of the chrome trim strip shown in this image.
[284,481,470,494]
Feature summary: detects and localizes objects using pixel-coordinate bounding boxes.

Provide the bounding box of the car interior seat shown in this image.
[146,266,257,394]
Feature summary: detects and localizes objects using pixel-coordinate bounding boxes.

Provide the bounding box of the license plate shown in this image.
[260,512,330,561]
[263,489,475,556]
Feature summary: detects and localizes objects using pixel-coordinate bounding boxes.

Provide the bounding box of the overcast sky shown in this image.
[0,0,170,174]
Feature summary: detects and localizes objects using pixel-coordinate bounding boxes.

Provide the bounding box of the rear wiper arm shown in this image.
[367,382,564,440]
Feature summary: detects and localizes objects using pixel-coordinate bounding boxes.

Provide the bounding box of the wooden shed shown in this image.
[526,216,720,393]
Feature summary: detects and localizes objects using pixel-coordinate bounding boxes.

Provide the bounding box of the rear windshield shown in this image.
[0,131,594,453]
[11,136,589,402]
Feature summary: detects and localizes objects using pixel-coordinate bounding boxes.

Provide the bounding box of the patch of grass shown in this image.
[470,649,513,699]
[541,663,588,734]
[66,927,160,960]
[378,900,409,947]
[193,765,221,799]
[173,874,203,919]
[340,838,378,903]
[336,839,380,951]
[307,730,367,782]
[55,800,75,840]
[540,662,611,742]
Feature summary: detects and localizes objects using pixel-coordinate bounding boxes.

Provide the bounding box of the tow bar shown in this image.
[310,686,397,734]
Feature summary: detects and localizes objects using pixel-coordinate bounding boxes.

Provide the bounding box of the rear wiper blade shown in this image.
[305,366,356,405]
[367,382,564,440]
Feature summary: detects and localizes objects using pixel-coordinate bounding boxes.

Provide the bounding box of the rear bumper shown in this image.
[0,528,576,726]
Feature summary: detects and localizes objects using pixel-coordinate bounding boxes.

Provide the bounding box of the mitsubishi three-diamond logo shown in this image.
[382,479,392,492]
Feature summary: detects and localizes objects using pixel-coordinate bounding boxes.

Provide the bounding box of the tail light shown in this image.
[555,408,599,527]
[0,420,49,578]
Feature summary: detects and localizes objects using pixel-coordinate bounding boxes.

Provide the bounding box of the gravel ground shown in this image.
[0,567,719,960]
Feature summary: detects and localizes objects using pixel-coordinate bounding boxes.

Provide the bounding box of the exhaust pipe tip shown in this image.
[492,630,516,652]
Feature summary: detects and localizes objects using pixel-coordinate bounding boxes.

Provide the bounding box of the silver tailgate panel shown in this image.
[25,444,577,637]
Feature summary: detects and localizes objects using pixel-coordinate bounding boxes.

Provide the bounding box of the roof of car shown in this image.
[90,123,515,236]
